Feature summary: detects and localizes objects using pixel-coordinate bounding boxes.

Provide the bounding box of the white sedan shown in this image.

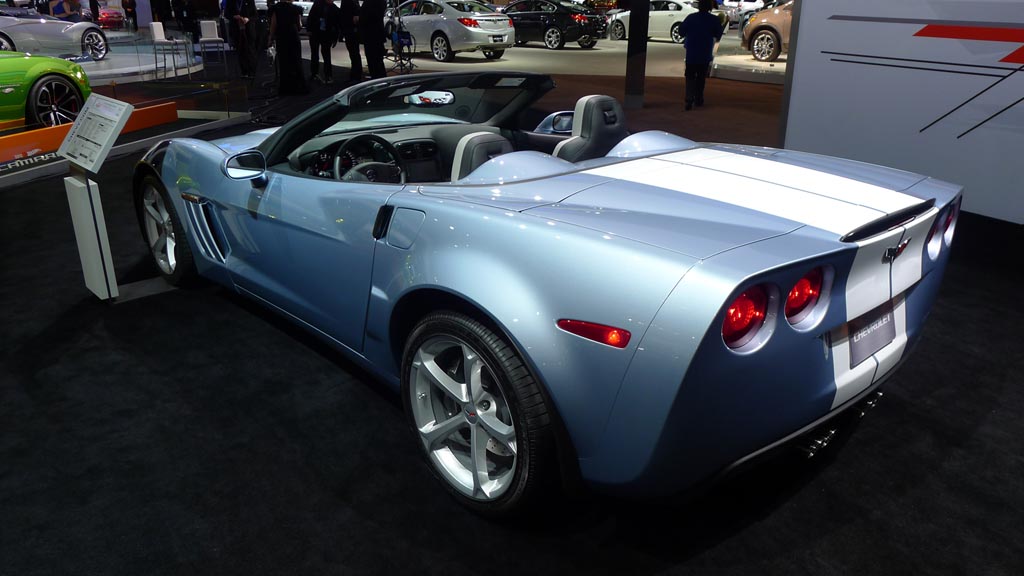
[386,0,515,62]
[606,0,695,43]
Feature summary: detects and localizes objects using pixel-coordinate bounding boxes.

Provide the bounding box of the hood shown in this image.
[210,127,281,154]
[521,146,932,259]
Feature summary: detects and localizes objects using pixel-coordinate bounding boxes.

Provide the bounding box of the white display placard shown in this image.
[784,0,1024,224]
[58,94,134,174]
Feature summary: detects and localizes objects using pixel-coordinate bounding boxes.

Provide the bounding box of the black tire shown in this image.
[431,33,455,62]
[401,311,555,517]
[577,36,596,49]
[81,27,108,60]
[135,174,198,286]
[670,22,685,44]
[542,26,564,50]
[482,49,504,59]
[514,38,527,46]
[750,28,781,62]
[609,21,625,41]
[0,33,15,52]
[26,74,83,128]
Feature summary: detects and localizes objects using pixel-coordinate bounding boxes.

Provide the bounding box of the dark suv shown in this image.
[502,0,607,50]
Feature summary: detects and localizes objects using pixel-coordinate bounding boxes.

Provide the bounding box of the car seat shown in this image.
[451,132,514,181]
[552,95,629,163]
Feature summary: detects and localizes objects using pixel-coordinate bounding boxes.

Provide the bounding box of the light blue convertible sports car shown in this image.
[133,71,960,516]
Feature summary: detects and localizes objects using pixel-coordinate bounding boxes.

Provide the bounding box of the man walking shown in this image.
[307,0,340,84]
[339,0,362,82]
[676,0,723,110]
[358,0,387,79]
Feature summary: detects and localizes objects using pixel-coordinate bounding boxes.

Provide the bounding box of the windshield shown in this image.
[335,73,547,129]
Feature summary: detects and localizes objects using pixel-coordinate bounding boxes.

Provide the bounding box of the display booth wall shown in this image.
[783,0,1023,224]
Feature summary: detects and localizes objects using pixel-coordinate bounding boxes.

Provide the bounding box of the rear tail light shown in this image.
[572,13,587,24]
[785,268,823,324]
[508,18,514,27]
[926,200,960,260]
[458,17,480,28]
[557,319,631,349]
[722,286,768,349]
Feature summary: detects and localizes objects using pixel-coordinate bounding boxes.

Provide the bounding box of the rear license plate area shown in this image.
[491,35,504,43]
[848,301,895,368]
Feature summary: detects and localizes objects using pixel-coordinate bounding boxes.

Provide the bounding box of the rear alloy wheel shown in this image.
[0,33,15,52]
[26,75,83,128]
[751,29,781,62]
[670,22,685,44]
[609,21,625,40]
[431,33,455,62]
[137,175,197,286]
[482,49,504,59]
[402,312,555,516]
[82,28,108,60]
[543,26,564,50]
[577,36,596,49]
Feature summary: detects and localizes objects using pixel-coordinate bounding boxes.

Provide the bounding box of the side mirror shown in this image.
[534,111,574,135]
[222,150,267,180]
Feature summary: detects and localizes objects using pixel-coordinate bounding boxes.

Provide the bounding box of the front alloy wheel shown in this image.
[402,312,554,516]
[751,29,781,61]
[670,22,685,44]
[137,175,197,285]
[543,26,564,50]
[609,21,625,41]
[27,75,83,127]
[0,34,15,52]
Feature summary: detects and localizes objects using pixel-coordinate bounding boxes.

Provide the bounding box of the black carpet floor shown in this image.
[1,126,1022,575]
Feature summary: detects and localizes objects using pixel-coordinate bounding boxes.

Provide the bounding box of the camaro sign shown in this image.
[784,0,1024,224]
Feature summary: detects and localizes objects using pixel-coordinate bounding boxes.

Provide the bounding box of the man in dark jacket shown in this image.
[676,0,723,110]
[338,0,362,82]
[225,0,258,77]
[307,0,340,83]
[358,0,387,79]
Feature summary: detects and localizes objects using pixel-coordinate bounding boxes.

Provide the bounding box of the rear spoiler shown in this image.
[840,198,935,243]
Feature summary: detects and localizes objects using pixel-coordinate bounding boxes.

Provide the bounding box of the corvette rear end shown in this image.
[533,144,961,494]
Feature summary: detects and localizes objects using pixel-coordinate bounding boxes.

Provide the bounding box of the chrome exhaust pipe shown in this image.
[800,390,884,458]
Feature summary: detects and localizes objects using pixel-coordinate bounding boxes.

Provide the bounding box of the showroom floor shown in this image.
[0,72,1022,575]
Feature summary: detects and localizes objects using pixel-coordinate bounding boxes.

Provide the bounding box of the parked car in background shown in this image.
[0,52,91,129]
[0,6,109,60]
[501,0,605,49]
[94,6,125,30]
[386,0,515,62]
[741,0,792,62]
[606,0,695,43]
[737,0,778,36]
[720,0,763,24]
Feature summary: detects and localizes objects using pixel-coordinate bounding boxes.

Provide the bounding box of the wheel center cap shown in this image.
[464,405,478,424]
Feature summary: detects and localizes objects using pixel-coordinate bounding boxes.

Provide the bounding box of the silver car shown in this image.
[387,0,515,62]
[0,7,108,60]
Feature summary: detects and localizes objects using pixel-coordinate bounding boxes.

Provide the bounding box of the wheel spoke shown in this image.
[463,346,485,402]
[414,348,469,403]
[419,414,466,451]
[151,231,167,252]
[469,423,491,498]
[166,234,177,268]
[478,411,516,455]
[144,203,162,226]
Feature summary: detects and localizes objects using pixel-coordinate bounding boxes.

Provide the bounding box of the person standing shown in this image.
[269,0,307,94]
[307,0,340,84]
[338,0,362,82]
[676,0,722,110]
[226,0,258,78]
[123,0,138,32]
[49,0,80,21]
[358,0,387,80]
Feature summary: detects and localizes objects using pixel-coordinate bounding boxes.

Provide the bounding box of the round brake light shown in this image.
[785,268,823,323]
[723,286,768,349]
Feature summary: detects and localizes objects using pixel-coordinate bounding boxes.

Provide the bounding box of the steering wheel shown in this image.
[333,134,405,184]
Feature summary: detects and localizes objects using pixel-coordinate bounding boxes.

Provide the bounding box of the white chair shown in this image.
[198,20,228,77]
[150,21,182,79]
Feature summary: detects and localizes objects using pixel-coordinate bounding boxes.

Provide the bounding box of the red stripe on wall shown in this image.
[915,25,1024,63]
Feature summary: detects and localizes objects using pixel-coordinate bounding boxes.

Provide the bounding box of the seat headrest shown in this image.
[572,95,626,139]
[451,132,513,182]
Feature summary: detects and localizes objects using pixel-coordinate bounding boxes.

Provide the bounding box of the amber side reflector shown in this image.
[557,319,631,349]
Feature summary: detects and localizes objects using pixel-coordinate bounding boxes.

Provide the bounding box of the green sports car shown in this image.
[0,52,91,130]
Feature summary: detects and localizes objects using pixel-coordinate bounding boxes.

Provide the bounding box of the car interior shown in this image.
[282,94,630,185]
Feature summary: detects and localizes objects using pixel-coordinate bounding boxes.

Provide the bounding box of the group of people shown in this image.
[227,0,389,96]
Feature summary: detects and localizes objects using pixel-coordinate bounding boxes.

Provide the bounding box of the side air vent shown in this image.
[185,203,227,263]
[840,199,935,243]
